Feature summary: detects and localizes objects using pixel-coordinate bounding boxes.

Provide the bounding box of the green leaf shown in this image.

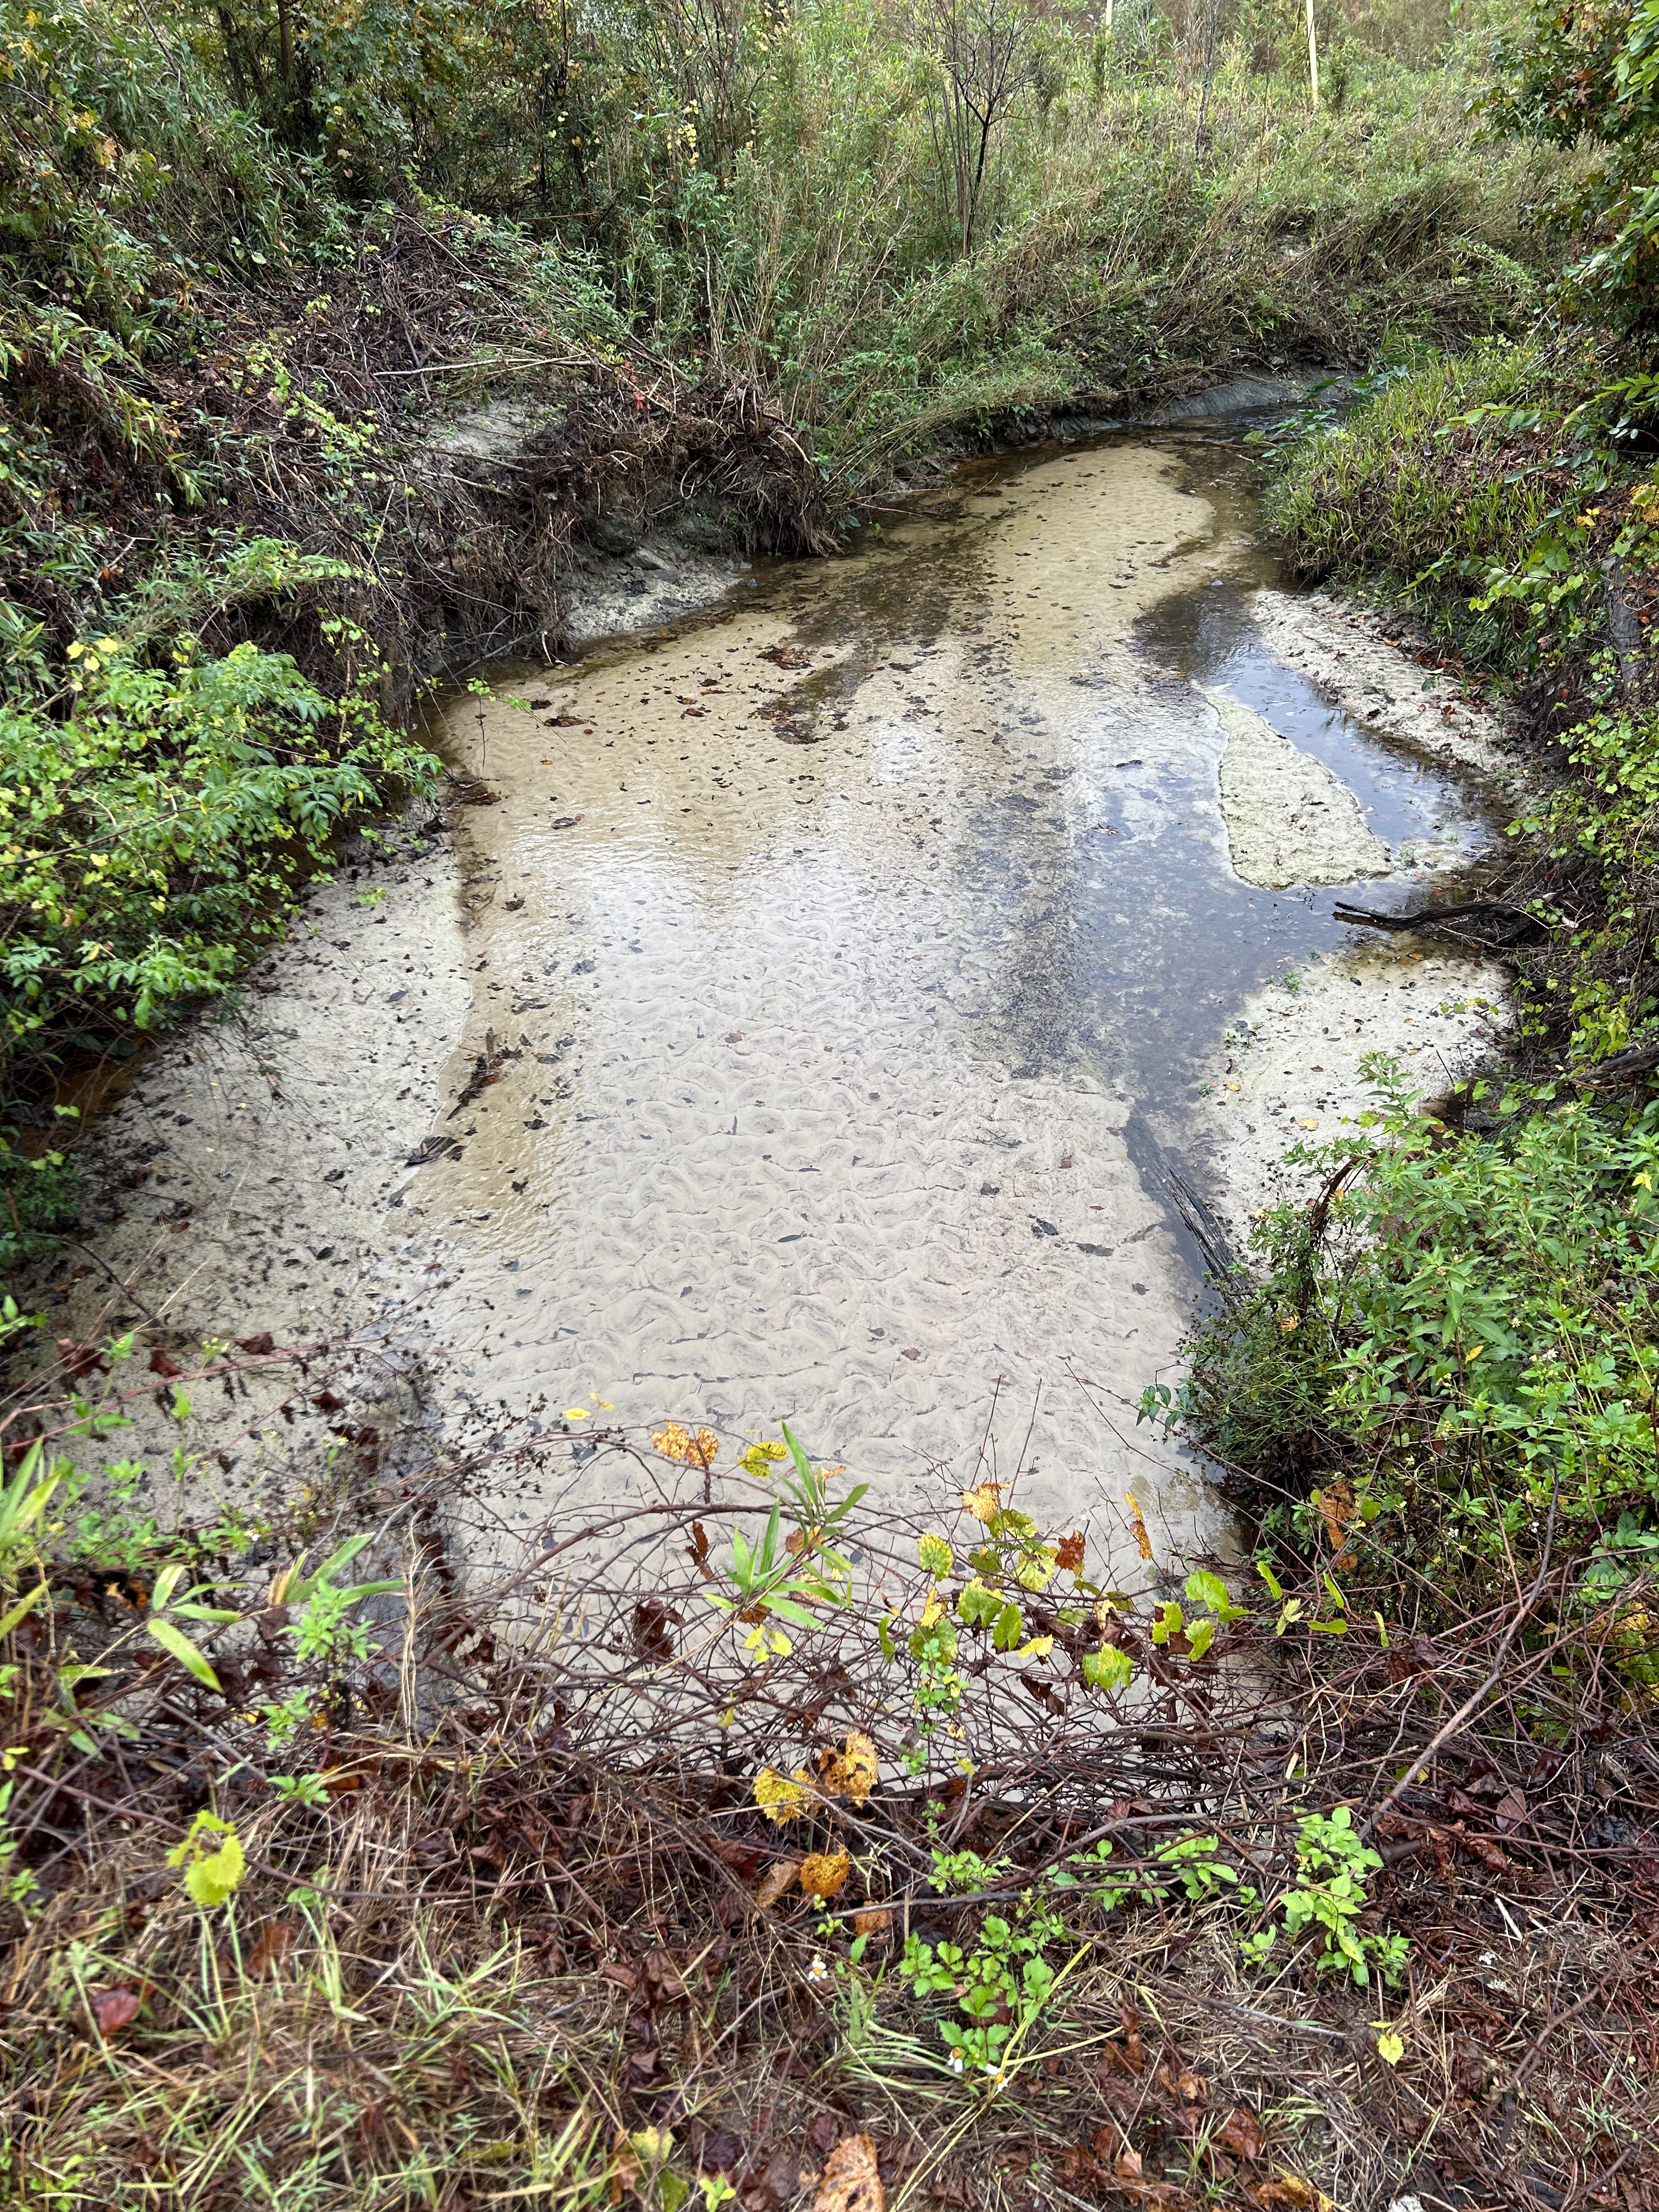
[1185,1618,1215,1661]
[167,1810,245,1908]
[780,1419,812,1486]
[149,1561,188,1612]
[1082,1645,1134,1692]
[992,1601,1024,1651]
[1256,1558,1284,1602]
[145,1615,223,1691]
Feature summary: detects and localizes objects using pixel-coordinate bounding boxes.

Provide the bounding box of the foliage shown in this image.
[1,616,434,1060]
[1161,1058,1659,1592]
[1239,1808,1409,1987]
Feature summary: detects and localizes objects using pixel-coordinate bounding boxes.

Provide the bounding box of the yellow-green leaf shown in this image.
[145,1615,222,1691]
[918,1533,952,1579]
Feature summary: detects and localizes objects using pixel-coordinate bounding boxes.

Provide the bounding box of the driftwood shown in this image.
[1331,896,1551,949]
[1568,1037,1659,1087]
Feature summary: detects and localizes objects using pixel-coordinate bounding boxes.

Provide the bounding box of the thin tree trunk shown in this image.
[1305,0,1319,109]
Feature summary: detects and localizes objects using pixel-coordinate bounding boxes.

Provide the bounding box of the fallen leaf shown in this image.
[249,1922,294,1976]
[1214,2108,1267,2162]
[853,1907,893,1937]
[236,1332,275,1355]
[819,1730,878,1805]
[756,1859,800,1908]
[1248,2175,1334,2212]
[1493,1785,1527,1831]
[701,2128,746,2177]
[900,1346,919,1360]
[800,1849,851,1901]
[1115,2147,1144,2179]
[148,1347,183,1378]
[89,1988,140,2035]
[813,2132,884,2212]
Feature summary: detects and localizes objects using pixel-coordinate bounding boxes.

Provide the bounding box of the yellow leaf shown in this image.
[1125,1491,1154,1562]
[562,1407,590,1420]
[1014,1635,1054,1659]
[918,1589,945,1630]
[800,1848,851,1900]
[753,1767,814,1827]
[1298,1116,1319,1131]
[652,1421,691,1461]
[1375,2029,1404,2064]
[960,1482,1003,1523]
[820,1729,878,1805]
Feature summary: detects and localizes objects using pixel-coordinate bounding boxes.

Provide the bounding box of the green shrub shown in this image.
[1154,1060,1659,1584]
[0,600,435,1081]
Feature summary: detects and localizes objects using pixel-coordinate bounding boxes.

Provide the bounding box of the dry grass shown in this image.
[2,1382,1657,2211]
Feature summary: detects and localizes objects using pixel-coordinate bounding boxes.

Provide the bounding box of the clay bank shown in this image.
[48,432,1522,1577]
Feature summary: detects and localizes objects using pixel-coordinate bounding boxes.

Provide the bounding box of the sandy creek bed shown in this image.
[46,432,1523,1578]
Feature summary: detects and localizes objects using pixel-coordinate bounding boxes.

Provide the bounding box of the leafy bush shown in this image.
[1159,1061,1659,1583]
[0,606,435,1077]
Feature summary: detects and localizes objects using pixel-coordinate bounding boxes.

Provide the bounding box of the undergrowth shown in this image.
[0,1350,1654,2209]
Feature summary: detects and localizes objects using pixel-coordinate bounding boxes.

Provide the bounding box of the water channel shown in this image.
[391,430,1499,1570]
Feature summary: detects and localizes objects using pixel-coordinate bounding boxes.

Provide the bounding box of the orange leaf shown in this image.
[800,1849,851,1901]
[813,2132,884,2212]
[1215,2108,1267,2163]
[1056,1530,1086,1575]
[819,1730,878,1805]
[249,1922,295,1976]
[1125,1491,1154,1561]
[853,1906,893,1938]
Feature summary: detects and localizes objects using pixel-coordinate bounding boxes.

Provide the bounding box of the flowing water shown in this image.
[396,433,1494,1570]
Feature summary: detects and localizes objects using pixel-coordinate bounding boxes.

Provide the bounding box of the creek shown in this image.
[391,430,1502,1567]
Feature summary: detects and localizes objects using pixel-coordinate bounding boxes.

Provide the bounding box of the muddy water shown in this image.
[402,437,1494,1571]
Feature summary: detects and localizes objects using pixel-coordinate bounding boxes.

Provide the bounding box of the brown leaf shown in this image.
[809,2114,841,2155]
[1215,2109,1267,2163]
[800,1849,851,1901]
[1056,1530,1086,1575]
[1493,1786,1528,1831]
[814,2133,884,2212]
[236,1331,275,1355]
[147,1347,183,1378]
[1115,2148,1144,2180]
[701,2128,746,2177]
[89,1987,140,2035]
[756,1858,801,1909]
[249,1922,294,1976]
[747,2148,801,2210]
[852,1908,893,1938]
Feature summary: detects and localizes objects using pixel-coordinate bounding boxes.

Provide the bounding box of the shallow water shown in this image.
[403,434,1493,1571]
